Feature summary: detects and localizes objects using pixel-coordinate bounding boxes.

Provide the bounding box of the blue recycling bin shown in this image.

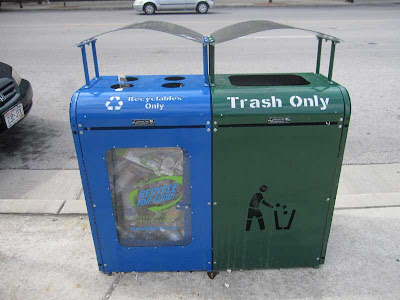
[70,22,212,273]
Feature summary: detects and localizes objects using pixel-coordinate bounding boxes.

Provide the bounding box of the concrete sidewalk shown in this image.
[0,205,399,299]
[0,164,399,299]
[1,0,399,11]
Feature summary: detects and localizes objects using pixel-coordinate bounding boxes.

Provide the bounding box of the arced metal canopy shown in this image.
[75,20,342,87]
[76,21,205,47]
[76,21,209,87]
[209,20,341,44]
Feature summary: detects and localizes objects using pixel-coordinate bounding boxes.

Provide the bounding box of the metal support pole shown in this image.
[328,41,336,81]
[80,45,90,87]
[316,37,322,74]
[202,42,209,86]
[91,40,100,79]
[209,44,215,86]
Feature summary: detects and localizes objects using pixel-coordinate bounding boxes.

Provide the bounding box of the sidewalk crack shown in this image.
[56,201,66,214]
[75,187,84,200]
[102,273,122,300]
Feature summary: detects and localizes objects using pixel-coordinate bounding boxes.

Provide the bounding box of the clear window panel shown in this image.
[106,147,192,247]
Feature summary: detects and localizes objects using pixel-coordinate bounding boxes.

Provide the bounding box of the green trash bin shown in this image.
[209,21,351,270]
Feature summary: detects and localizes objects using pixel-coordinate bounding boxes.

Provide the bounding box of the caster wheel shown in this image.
[207,271,219,279]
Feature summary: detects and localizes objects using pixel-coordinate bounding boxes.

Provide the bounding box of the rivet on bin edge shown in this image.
[213,202,217,205]
[213,262,217,264]
[207,202,211,206]
[207,128,211,132]
[213,121,217,125]
[185,206,188,209]
[213,128,217,132]
[78,124,82,127]
[338,125,342,129]
[93,204,96,208]
[104,264,107,267]
[327,198,330,201]
[79,131,83,135]
[339,118,343,122]
[316,258,320,261]
[206,121,210,125]
[177,205,180,208]
[208,262,211,264]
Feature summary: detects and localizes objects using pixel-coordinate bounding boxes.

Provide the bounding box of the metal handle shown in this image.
[316,37,338,81]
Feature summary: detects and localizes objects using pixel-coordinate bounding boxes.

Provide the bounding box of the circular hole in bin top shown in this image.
[125,77,139,82]
[110,83,134,89]
[162,82,184,88]
[164,76,185,81]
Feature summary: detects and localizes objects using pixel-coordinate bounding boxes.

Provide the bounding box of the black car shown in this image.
[0,62,33,134]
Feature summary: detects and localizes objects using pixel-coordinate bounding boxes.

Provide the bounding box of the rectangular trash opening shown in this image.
[229,74,310,87]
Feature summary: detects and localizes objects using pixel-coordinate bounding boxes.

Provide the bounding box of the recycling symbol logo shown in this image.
[105,96,123,111]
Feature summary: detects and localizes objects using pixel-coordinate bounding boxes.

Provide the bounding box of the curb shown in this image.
[0,163,399,215]
[0,199,87,215]
[0,199,66,214]
[1,193,400,215]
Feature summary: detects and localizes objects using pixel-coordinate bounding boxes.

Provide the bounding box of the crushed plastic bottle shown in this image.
[106,147,192,247]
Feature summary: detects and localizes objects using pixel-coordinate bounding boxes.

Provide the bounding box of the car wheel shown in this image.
[196,2,209,14]
[143,3,156,15]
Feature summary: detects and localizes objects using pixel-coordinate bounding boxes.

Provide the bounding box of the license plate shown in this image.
[4,103,24,129]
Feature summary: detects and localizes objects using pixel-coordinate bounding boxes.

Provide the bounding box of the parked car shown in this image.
[133,0,214,15]
[0,62,33,134]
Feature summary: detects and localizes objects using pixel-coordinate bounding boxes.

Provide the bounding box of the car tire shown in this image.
[196,2,209,14]
[143,3,156,15]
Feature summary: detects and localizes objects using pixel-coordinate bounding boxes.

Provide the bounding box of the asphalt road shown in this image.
[0,5,399,169]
